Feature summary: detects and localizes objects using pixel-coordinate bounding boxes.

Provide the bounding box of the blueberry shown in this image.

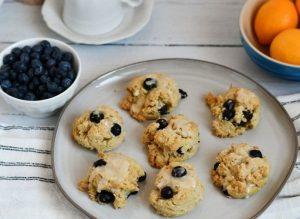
[158,105,169,115]
[3,54,15,65]
[5,87,18,97]
[42,92,54,99]
[176,147,184,155]
[161,186,174,199]
[47,81,58,93]
[0,79,12,89]
[138,172,146,182]
[93,159,106,167]
[40,75,50,84]
[97,190,115,203]
[249,149,263,158]
[156,118,168,130]
[58,61,71,72]
[43,47,53,56]
[48,67,57,77]
[18,73,30,84]
[30,52,40,60]
[46,59,56,68]
[223,190,230,197]
[60,78,72,89]
[20,53,30,64]
[0,69,9,80]
[223,99,235,111]
[58,69,67,78]
[51,46,62,61]
[31,59,42,68]
[28,82,35,91]
[243,110,253,121]
[179,89,188,99]
[171,166,187,178]
[53,77,61,84]
[89,111,104,123]
[222,109,235,121]
[34,65,44,76]
[9,70,17,81]
[24,92,36,101]
[32,76,40,87]
[12,47,22,57]
[67,71,75,80]
[62,52,73,62]
[38,84,47,93]
[13,61,27,73]
[27,68,34,79]
[213,162,220,171]
[32,44,43,53]
[18,85,28,94]
[111,123,122,136]
[127,191,138,198]
[143,78,157,90]
[40,40,51,49]
[22,46,31,54]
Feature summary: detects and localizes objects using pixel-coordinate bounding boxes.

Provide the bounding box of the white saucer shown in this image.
[41,0,154,45]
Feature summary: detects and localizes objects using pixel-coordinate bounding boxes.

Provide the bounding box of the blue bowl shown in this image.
[239,0,300,81]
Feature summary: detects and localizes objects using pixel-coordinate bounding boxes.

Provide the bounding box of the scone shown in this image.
[211,143,270,199]
[72,105,125,153]
[142,114,200,168]
[120,73,187,121]
[78,153,146,209]
[205,86,260,138]
[149,162,204,217]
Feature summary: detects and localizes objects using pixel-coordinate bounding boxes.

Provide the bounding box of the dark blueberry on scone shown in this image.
[176,147,184,155]
[72,106,125,153]
[156,118,168,130]
[171,166,187,177]
[111,123,122,136]
[149,162,204,217]
[120,73,181,121]
[97,190,115,203]
[93,159,106,167]
[143,78,157,90]
[211,143,270,199]
[89,111,104,123]
[138,172,147,182]
[78,153,146,208]
[205,86,260,138]
[179,89,188,99]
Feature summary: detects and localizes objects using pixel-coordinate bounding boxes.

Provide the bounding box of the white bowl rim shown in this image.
[239,0,300,69]
[0,37,81,105]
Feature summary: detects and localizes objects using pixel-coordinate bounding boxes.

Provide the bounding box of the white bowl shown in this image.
[0,38,81,118]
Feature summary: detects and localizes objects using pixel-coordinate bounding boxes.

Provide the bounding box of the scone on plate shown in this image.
[211,143,270,199]
[205,86,260,138]
[72,105,125,153]
[78,152,146,209]
[120,73,187,121]
[149,162,204,217]
[142,114,200,168]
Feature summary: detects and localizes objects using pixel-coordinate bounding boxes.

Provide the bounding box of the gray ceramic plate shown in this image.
[52,59,297,219]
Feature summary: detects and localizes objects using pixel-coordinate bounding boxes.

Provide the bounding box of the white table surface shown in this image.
[0,0,300,218]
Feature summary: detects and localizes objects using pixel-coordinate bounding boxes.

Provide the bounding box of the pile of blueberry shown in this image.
[0,40,76,101]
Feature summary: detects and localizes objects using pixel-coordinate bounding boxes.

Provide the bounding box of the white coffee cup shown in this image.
[62,0,143,35]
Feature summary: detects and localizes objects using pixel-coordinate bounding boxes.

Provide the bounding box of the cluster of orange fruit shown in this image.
[254,0,300,65]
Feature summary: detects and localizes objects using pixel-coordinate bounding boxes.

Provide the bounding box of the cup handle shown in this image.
[122,0,143,7]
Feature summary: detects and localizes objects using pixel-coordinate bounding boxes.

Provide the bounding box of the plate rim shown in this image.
[51,58,298,219]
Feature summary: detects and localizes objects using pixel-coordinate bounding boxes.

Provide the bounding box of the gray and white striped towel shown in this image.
[0,93,299,219]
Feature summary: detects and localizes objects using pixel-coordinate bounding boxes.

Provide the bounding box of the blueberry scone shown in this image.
[142,114,200,168]
[78,153,146,209]
[72,105,125,153]
[120,73,187,121]
[211,143,270,199]
[205,86,260,138]
[149,162,204,217]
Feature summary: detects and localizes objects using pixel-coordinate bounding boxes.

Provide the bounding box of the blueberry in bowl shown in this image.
[0,38,81,118]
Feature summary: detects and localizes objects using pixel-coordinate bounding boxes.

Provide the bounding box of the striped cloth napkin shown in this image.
[0,93,299,219]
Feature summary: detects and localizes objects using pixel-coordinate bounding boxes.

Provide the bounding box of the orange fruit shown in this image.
[254,0,298,46]
[270,29,300,65]
[296,0,300,14]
